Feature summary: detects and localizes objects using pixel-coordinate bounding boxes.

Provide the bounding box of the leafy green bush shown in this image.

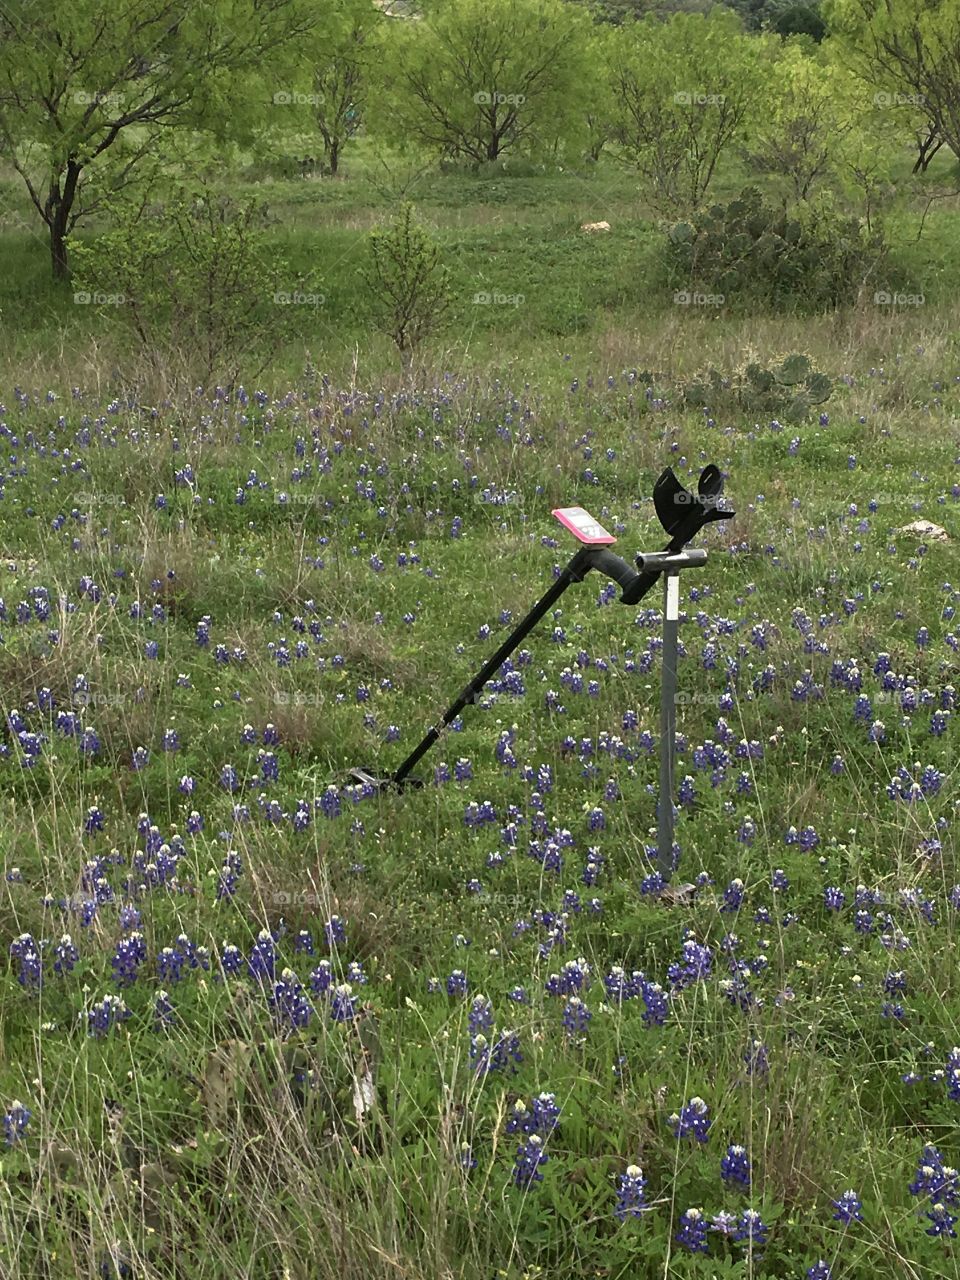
[680,351,833,422]
[69,184,321,386]
[363,202,452,371]
[664,185,885,310]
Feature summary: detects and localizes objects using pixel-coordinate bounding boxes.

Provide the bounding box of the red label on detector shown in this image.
[552,507,617,544]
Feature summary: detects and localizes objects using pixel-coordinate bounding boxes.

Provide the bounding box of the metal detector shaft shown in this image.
[657,571,681,878]
[391,544,596,787]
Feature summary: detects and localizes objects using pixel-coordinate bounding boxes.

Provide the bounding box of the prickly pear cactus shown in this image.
[679,352,832,422]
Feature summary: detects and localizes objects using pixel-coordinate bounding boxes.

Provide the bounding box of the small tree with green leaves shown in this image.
[363,203,451,372]
[68,183,320,387]
[609,9,774,212]
[0,0,316,280]
[368,0,593,164]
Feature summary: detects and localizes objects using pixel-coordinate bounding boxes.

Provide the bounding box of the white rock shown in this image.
[897,520,949,542]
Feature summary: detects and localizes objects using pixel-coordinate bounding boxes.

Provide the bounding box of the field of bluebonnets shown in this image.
[4,0,960,1277]
[0,341,955,1280]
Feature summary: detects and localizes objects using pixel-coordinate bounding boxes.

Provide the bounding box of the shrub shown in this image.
[362,202,451,372]
[68,184,320,387]
[664,185,885,311]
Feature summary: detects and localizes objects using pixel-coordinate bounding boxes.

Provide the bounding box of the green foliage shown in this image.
[366,0,595,164]
[744,46,866,200]
[68,185,319,386]
[773,3,826,39]
[260,0,383,176]
[363,202,452,368]
[665,184,885,310]
[607,9,775,212]
[679,350,833,420]
[824,0,960,169]
[0,0,318,279]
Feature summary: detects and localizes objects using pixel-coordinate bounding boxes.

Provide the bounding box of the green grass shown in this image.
[1,137,960,1280]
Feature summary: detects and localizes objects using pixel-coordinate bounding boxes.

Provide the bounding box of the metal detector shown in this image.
[347,465,734,880]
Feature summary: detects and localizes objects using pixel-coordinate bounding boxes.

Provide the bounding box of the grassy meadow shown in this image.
[0,108,959,1280]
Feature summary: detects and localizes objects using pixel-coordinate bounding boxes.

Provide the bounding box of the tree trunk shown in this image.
[913,125,943,174]
[46,159,83,281]
[328,139,339,176]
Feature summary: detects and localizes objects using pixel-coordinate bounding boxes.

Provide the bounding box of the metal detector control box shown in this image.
[552,507,617,545]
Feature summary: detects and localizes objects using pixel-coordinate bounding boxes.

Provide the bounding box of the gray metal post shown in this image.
[657,570,680,878]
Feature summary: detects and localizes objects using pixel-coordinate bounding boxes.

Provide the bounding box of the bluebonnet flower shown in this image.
[10,934,42,990]
[747,1034,773,1075]
[721,1144,751,1188]
[471,1030,523,1077]
[806,1263,831,1280]
[447,969,468,997]
[512,1135,547,1188]
[54,934,78,976]
[330,982,358,1022]
[293,929,314,956]
[220,943,244,976]
[111,933,146,987]
[468,996,494,1034]
[668,937,712,990]
[269,968,314,1033]
[154,990,175,1028]
[909,1144,959,1206]
[324,915,346,948]
[458,1142,477,1170]
[247,930,276,982]
[721,879,745,913]
[85,994,131,1037]
[710,1211,737,1237]
[832,1189,863,1224]
[675,1208,709,1253]
[733,1208,767,1248]
[561,996,591,1038]
[926,1203,958,1238]
[642,981,669,1027]
[219,764,240,793]
[614,1165,647,1220]
[824,886,845,911]
[668,1097,711,1143]
[507,1093,560,1137]
[309,960,333,995]
[545,957,590,997]
[3,1100,30,1145]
